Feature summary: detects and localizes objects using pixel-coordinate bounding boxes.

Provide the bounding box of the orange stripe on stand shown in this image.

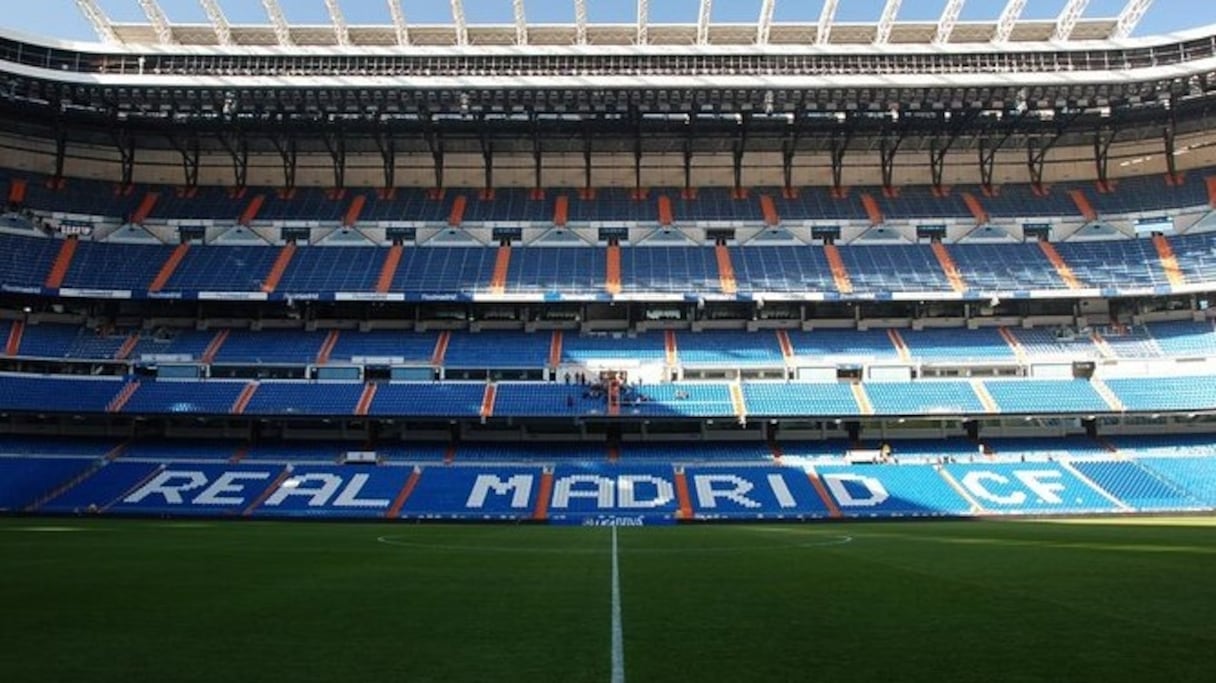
[664,329,678,367]
[238,194,265,226]
[657,194,674,226]
[355,383,378,416]
[607,379,621,417]
[114,332,139,361]
[729,383,747,422]
[343,194,367,227]
[930,241,967,293]
[260,243,297,294]
[1068,189,1098,222]
[230,382,259,415]
[386,467,423,518]
[759,193,780,226]
[480,383,497,420]
[448,194,467,227]
[376,243,403,294]
[243,467,293,517]
[1152,234,1186,288]
[850,382,874,416]
[8,177,27,205]
[1038,241,1082,290]
[860,193,883,225]
[149,243,189,293]
[961,192,989,225]
[776,329,795,365]
[605,245,622,295]
[998,326,1028,363]
[45,236,79,289]
[532,469,554,521]
[823,244,853,294]
[806,467,843,519]
[201,329,229,364]
[970,379,999,414]
[489,245,511,295]
[130,191,159,225]
[548,329,563,368]
[554,194,569,227]
[5,319,24,356]
[431,330,451,366]
[315,329,339,366]
[1206,176,1216,208]
[714,243,737,295]
[886,328,912,363]
[107,381,140,414]
[673,467,694,521]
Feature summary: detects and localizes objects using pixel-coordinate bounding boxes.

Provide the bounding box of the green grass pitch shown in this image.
[1,517,1214,682]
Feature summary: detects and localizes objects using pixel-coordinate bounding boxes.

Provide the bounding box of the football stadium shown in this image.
[2,0,1216,680]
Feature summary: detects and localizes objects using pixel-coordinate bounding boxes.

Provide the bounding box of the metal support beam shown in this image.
[875,0,901,45]
[374,129,396,189]
[879,123,907,191]
[424,113,445,190]
[137,0,174,44]
[1093,127,1117,187]
[636,0,649,45]
[198,0,233,46]
[53,128,68,184]
[386,1,409,45]
[697,0,713,45]
[683,123,694,193]
[113,128,135,188]
[934,0,966,45]
[323,0,351,46]
[979,122,1017,191]
[993,0,1027,42]
[574,0,588,45]
[218,131,248,189]
[260,0,292,46]
[74,0,118,44]
[513,0,528,45]
[323,131,347,189]
[927,110,974,190]
[1163,106,1178,181]
[817,0,839,45]
[479,117,494,191]
[1112,0,1153,39]
[732,115,748,191]
[450,0,468,46]
[1052,0,1090,42]
[530,113,543,191]
[582,121,594,191]
[632,107,644,192]
[1025,111,1082,188]
[781,106,805,191]
[271,133,297,190]
[169,133,201,188]
[756,0,776,45]
[829,128,851,194]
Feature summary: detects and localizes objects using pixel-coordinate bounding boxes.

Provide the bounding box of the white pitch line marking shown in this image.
[611,524,625,683]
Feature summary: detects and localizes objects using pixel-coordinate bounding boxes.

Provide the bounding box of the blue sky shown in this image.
[4,1,1214,42]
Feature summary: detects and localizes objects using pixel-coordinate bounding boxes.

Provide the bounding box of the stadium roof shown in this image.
[69,0,1159,50]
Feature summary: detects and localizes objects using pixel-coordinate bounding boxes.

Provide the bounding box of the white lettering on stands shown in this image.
[123,471,208,505]
[465,474,534,509]
[692,474,760,509]
[194,472,272,506]
[822,473,890,507]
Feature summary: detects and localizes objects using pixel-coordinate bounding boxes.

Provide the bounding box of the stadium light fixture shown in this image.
[260,0,293,46]
[198,0,233,46]
[74,0,119,44]
[136,0,174,44]
[386,0,409,46]
[817,0,838,45]
[1052,0,1091,42]
[874,0,902,45]
[1111,0,1154,39]
[993,0,1027,43]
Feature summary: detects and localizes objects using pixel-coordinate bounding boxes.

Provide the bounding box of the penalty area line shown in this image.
[611,525,625,683]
